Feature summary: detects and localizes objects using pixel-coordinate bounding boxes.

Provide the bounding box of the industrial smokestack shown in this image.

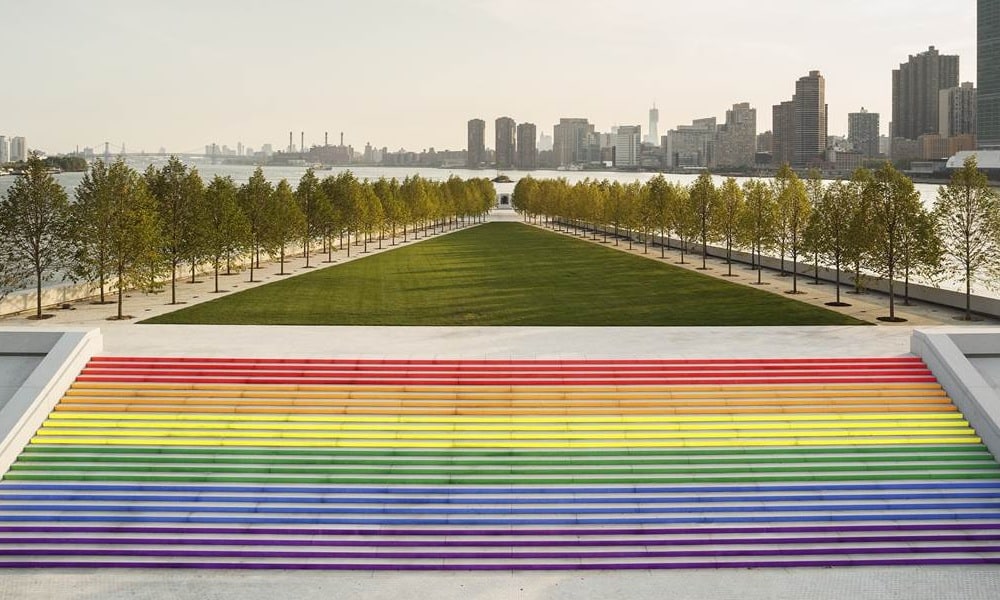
[340,132,344,147]
[325,132,329,146]
[289,131,293,153]
[301,132,304,155]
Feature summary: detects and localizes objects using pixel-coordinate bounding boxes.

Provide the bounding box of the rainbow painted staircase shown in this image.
[2,356,1000,569]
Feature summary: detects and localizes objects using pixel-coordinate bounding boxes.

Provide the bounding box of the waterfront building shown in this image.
[495,117,516,170]
[756,131,773,154]
[771,71,828,167]
[553,118,595,167]
[0,136,8,163]
[891,46,960,142]
[10,136,28,162]
[711,102,756,169]
[467,119,486,168]
[980,0,1000,148]
[516,122,537,170]
[939,83,977,138]
[793,71,828,167]
[848,108,881,158]
[537,132,553,152]
[645,104,659,145]
[771,101,795,166]
[614,125,641,168]
[665,118,716,168]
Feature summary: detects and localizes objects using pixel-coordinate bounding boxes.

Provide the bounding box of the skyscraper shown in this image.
[467,119,485,168]
[712,102,757,169]
[793,71,828,167]
[0,136,8,164]
[553,118,594,167]
[614,125,641,168]
[646,104,659,145]
[979,0,1000,148]
[939,83,977,138]
[771,101,795,166]
[848,108,880,158]
[9,137,27,162]
[516,123,537,170]
[495,117,516,170]
[891,46,960,141]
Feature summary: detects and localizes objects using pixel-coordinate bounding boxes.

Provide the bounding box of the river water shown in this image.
[0,158,988,298]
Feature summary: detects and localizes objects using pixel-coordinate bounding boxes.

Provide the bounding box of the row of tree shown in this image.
[513,158,1000,321]
[0,155,496,319]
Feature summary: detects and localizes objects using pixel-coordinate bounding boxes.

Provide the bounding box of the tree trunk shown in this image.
[35,266,42,318]
[170,263,177,304]
[214,265,219,293]
[280,244,285,275]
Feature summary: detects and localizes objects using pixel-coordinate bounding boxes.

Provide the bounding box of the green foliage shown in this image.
[933,155,1000,319]
[713,177,744,275]
[42,155,88,172]
[265,179,306,275]
[237,167,273,281]
[295,168,327,266]
[145,156,205,303]
[863,162,924,320]
[203,175,250,291]
[689,172,719,269]
[104,159,162,319]
[0,154,74,317]
[144,223,864,327]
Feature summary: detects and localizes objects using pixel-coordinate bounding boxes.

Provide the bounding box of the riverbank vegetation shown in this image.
[513,157,1000,321]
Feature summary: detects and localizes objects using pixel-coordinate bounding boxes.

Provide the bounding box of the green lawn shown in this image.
[142,222,865,326]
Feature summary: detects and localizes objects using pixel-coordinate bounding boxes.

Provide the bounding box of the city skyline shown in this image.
[4,1,977,154]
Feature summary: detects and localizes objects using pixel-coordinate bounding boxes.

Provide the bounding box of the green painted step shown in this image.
[8,461,999,476]
[5,472,1000,485]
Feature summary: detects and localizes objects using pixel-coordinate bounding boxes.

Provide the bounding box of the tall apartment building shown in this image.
[794,71,828,167]
[516,122,537,170]
[665,118,716,168]
[645,105,659,145]
[553,118,595,167]
[939,83,977,138]
[9,137,27,162]
[979,0,1000,148]
[771,101,796,166]
[0,136,8,163]
[712,102,756,169]
[891,46,960,141]
[494,117,516,170]
[614,125,641,168]
[466,119,486,168]
[771,71,828,167]
[756,131,773,154]
[848,108,881,158]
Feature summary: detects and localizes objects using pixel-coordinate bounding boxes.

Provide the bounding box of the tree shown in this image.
[145,157,204,304]
[899,204,942,306]
[104,160,162,320]
[933,155,1000,320]
[865,162,923,321]
[296,168,327,268]
[713,178,744,277]
[741,179,776,285]
[0,154,74,318]
[646,175,671,258]
[71,160,115,304]
[803,169,825,284]
[844,169,875,294]
[811,180,853,306]
[669,183,697,264]
[774,165,811,293]
[203,176,250,293]
[689,172,719,269]
[237,167,273,283]
[265,179,306,275]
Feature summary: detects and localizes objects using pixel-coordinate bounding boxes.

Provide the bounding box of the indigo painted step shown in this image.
[1,357,999,570]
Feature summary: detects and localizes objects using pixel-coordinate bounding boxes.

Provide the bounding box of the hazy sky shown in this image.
[3,0,978,154]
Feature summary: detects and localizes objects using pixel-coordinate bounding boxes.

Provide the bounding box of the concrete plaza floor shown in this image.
[2,214,1000,599]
